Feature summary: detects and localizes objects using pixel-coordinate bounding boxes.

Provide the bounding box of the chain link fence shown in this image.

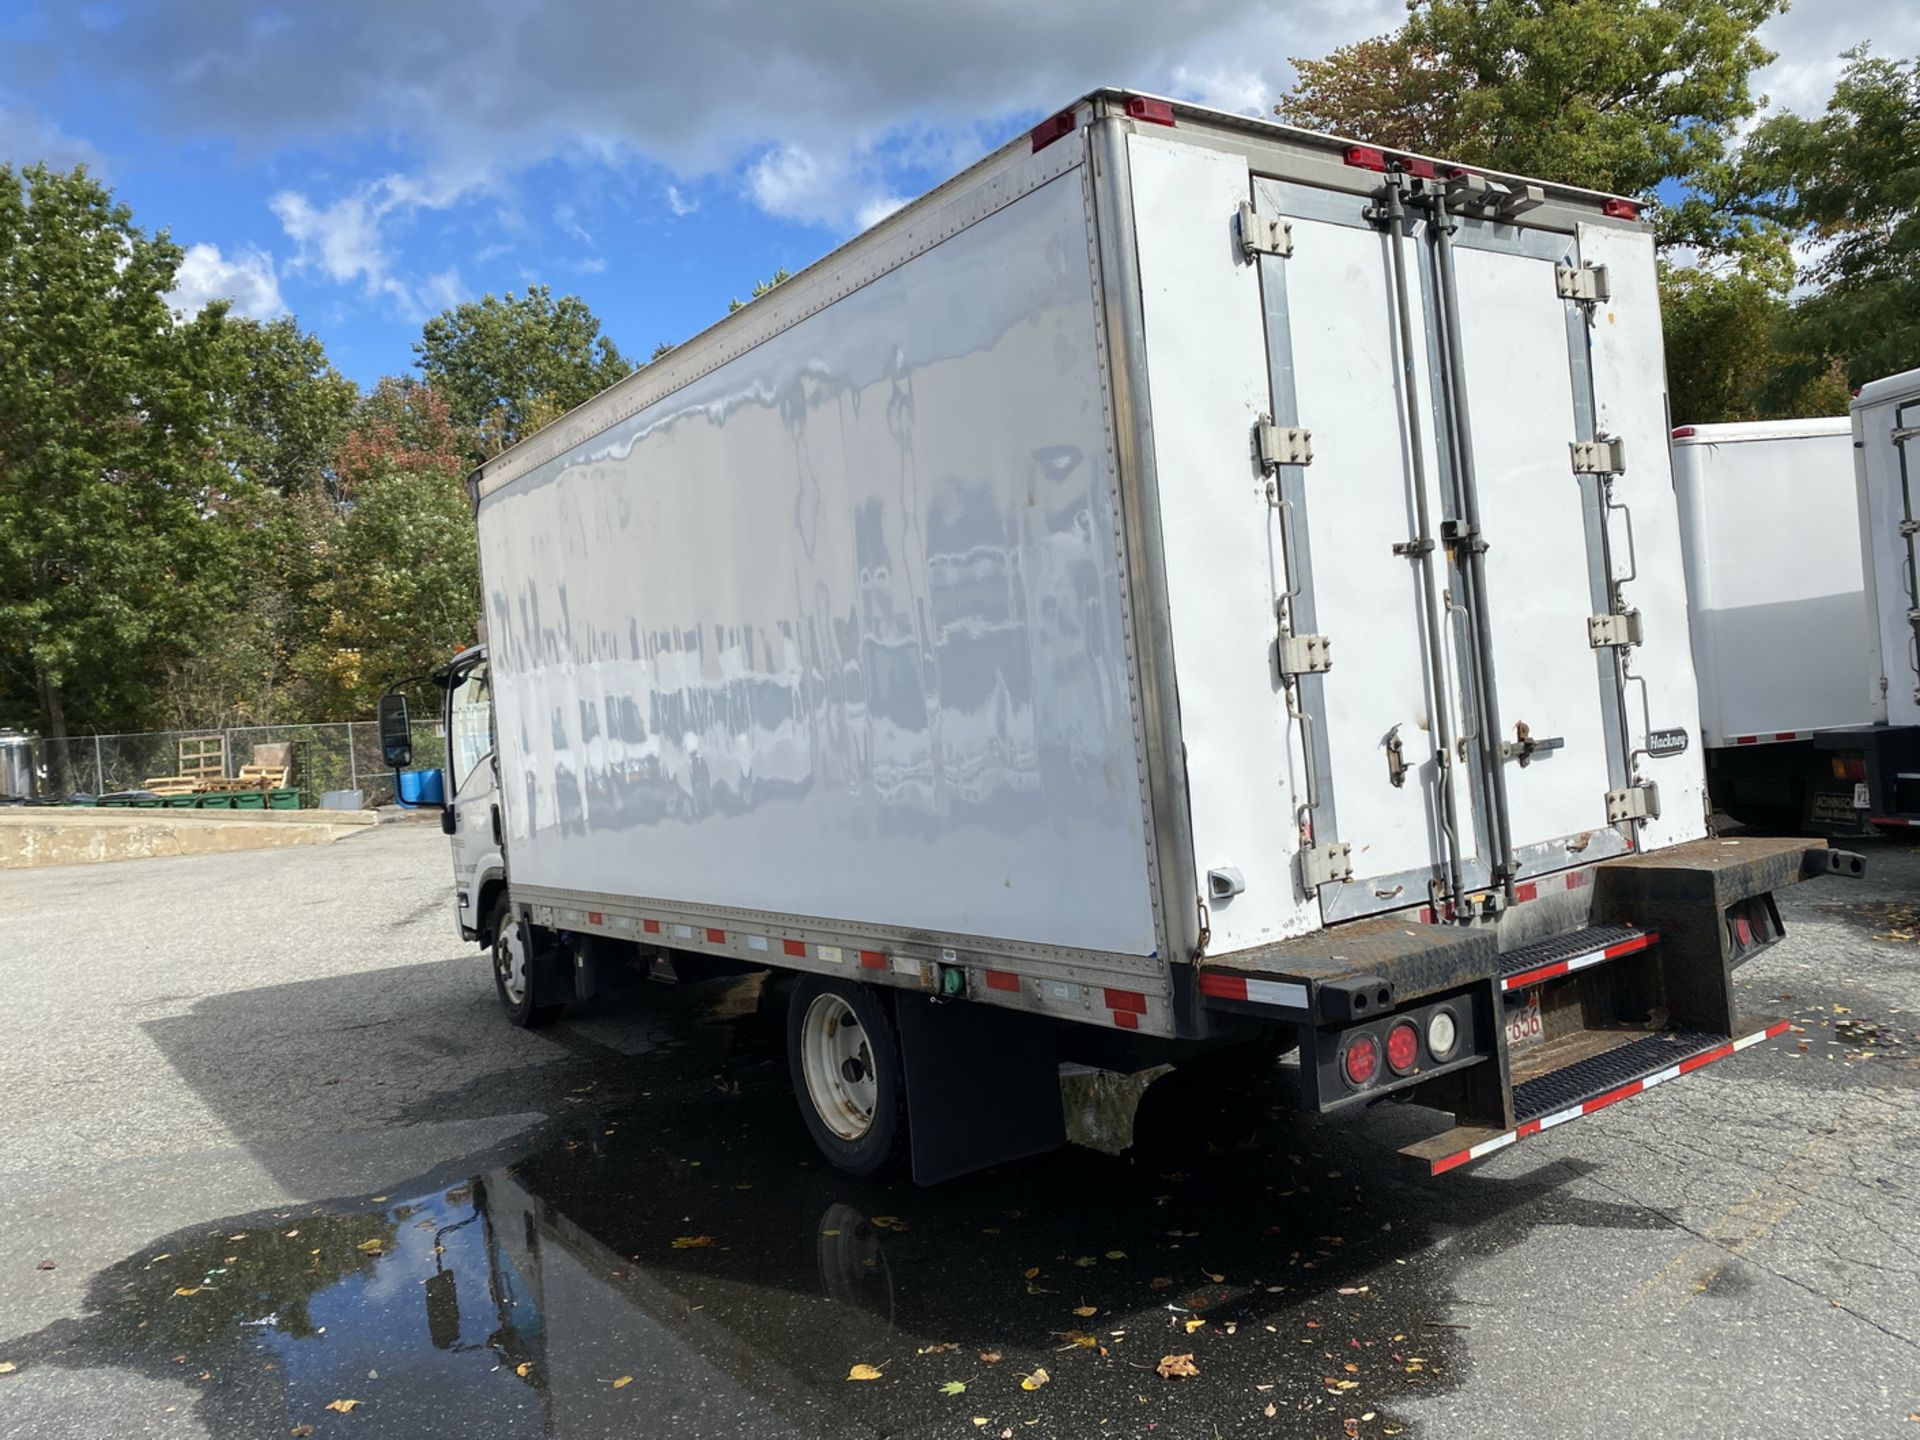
[31,720,448,808]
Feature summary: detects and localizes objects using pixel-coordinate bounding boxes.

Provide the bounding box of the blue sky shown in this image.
[2,0,1908,389]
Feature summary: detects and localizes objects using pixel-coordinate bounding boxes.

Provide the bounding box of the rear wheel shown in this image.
[491,899,564,1027]
[787,977,906,1176]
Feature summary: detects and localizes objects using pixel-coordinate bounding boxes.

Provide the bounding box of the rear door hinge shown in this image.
[1555,262,1610,303]
[1257,417,1313,470]
[1299,841,1353,892]
[1277,631,1332,676]
[1571,436,1626,476]
[1237,201,1293,259]
[1605,781,1661,823]
[1587,609,1643,648]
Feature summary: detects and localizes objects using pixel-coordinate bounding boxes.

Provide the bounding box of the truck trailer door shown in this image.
[1252,176,1631,923]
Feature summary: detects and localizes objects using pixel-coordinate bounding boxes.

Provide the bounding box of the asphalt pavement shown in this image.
[2,824,1916,1439]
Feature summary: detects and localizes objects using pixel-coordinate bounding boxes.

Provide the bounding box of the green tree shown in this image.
[415,285,629,462]
[0,164,235,788]
[288,378,479,717]
[727,267,792,314]
[215,315,358,499]
[1659,257,1849,424]
[1276,0,1781,241]
[1735,47,1920,385]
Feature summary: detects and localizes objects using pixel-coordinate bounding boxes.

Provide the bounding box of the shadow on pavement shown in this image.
[2,971,1690,1439]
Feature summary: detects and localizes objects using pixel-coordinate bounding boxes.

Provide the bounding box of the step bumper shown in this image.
[1408,1018,1790,1176]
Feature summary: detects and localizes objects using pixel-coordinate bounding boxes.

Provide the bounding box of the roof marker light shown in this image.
[1031,110,1077,153]
[1399,156,1437,179]
[1671,426,1697,438]
[1603,198,1640,220]
[1343,145,1389,172]
[1124,96,1175,126]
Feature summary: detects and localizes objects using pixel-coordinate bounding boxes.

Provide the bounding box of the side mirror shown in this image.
[378,693,413,768]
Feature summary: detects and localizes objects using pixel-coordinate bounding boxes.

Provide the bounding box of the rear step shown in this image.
[1403,1018,1789,1175]
[1497,922,1655,993]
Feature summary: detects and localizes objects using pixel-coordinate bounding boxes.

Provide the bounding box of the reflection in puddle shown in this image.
[5,983,1642,1438]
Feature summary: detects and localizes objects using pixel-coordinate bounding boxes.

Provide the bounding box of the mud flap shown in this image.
[895,995,1066,1185]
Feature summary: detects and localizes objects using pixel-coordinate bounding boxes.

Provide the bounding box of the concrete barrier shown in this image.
[0,807,377,869]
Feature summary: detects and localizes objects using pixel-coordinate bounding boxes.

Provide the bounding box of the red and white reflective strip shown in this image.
[1196,972,1310,1011]
[1868,814,1920,828]
[1500,929,1656,993]
[1730,731,1808,746]
[1428,1019,1790,1176]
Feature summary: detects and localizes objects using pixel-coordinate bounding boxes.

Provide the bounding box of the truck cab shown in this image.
[439,644,506,947]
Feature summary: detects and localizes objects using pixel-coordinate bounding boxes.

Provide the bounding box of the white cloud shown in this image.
[0,98,103,170]
[855,193,907,231]
[271,174,479,316]
[664,184,697,216]
[1753,3,1920,118]
[552,202,593,247]
[170,241,285,319]
[34,0,1406,231]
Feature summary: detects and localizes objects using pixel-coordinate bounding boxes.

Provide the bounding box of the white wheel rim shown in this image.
[497,917,528,1006]
[800,994,878,1141]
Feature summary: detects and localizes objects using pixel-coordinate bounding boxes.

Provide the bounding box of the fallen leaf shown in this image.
[324,1399,360,1413]
[1072,1305,1098,1318]
[1023,1267,1041,1280]
[173,1287,205,1297]
[1184,1319,1207,1334]
[1265,1403,1278,1418]
[979,1351,1003,1363]
[1205,1271,1224,1283]
[940,1381,968,1395]
[290,1428,314,1438]
[1150,1276,1175,1291]
[1337,1286,1369,1296]
[612,1376,632,1389]
[1105,1250,1127,1260]
[0,1362,16,1374]
[1156,1354,1200,1379]
[33,1260,54,1272]
[1020,1368,1050,1391]
[1074,1256,1096,1268]
[918,1343,958,1354]
[972,1420,991,1429]
[1344,1420,1360,1438]
[1060,1331,1097,1349]
[1344,1362,1360,1373]
[354,1240,384,1254]
[848,1364,884,1382]
[516,1363,532,1378]
[671,1236,714,1249]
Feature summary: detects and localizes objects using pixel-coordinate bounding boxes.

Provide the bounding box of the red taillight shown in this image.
[1124,96,1175,127]
[1845,757,1867,781]
[1031,109,1077,153]
[1671,425,1696,438]
[1399,157,1437,179]
[1343,1033,1380,1087]
[1386,1021,1420,1074]
[1344,144,1388,173]
[1603,198,1640,220]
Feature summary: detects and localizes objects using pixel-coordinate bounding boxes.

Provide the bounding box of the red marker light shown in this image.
[1343,145,1388,173]
[1399,156,1437,179]
[1031,110,1077,153]
[1603,198,1640,220]
[1124,96,1175,127]
[1671,426,1696,438]
[1343,1033,1380,1087]
[1386,1021,1420,1074]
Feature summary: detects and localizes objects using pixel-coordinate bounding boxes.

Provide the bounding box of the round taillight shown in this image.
[1386,1020,1420,1074]
[1427,1009,1459,1061]
[1343,1033,1380,1088]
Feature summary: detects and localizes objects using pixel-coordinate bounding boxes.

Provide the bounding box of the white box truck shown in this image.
[1670,418,1896,831]
[381,91,1859,1184]
[1851,367,1920,829]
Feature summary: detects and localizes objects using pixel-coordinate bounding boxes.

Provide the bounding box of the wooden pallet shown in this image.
[177,735,227,782]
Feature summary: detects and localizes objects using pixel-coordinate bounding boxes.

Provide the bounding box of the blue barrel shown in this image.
[396,768,445,808]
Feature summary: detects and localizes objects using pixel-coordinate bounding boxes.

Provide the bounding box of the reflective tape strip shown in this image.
[984,969,1020,993]
[1500,930,1656,993]
[1104,988,1148,1014]
[1197,973,1310,1010]
[746,935,769,952]
[859,950,887,970]
[782,939,807,958]
[1427,1019,1789,1176]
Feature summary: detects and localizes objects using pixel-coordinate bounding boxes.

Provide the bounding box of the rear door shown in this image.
[1252,174,1631,923]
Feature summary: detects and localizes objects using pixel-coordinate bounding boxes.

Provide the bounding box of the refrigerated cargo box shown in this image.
[446,91,1856,1182]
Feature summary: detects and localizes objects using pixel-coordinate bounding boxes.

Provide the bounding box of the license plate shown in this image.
[1854,782,1871,809]
[1505,989,1544,1053]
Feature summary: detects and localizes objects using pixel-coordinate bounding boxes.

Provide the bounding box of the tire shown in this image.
[786,977,907,1177]
[491,899,565,1028]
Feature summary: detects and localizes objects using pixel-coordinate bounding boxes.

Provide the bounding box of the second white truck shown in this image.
[382,91,1860,1184]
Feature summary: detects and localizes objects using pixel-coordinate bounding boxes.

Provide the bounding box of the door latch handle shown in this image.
[1501,721,1565,767]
